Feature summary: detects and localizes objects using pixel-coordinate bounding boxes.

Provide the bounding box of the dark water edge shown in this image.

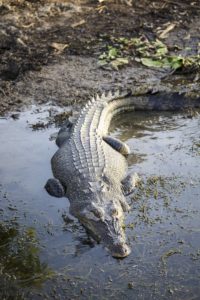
[0,106,200,299]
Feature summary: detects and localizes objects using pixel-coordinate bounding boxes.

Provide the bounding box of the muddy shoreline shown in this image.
[0,0,200,115]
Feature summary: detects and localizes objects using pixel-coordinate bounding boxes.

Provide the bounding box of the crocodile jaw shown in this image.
[81,218,131,258]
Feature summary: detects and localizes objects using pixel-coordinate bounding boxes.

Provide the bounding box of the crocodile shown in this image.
[45,88,200,258]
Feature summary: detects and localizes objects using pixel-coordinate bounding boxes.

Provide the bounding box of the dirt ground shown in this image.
[0,0,199,115]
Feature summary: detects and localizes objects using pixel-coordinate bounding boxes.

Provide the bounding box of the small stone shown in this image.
[128,282,134,289]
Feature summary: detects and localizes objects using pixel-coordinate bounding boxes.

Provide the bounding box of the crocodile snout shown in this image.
[111,243,131,258]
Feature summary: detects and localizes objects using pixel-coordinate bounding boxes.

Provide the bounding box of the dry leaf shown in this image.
[21,23,34,28]
[71,19,85,28]
[50,42,69,53]
[17,38,27,47]
[158,23,176,39]
[96,5,107,13]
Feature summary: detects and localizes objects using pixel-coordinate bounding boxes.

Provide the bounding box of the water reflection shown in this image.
[109,111,183,140]
[0,220,53,299]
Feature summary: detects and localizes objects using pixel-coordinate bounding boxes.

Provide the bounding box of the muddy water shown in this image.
[0,106,200,299]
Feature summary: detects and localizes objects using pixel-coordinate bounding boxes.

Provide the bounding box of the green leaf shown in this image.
[108,47,118,59]
[154,40,168,57]
[140,58,163,68]
[98,59,108,66]
[99,52,107,60]
[130,37,144,46]
[155,45,168,57]
[118,37,130,44]
[163,57,183,70]
[110,57,129,69]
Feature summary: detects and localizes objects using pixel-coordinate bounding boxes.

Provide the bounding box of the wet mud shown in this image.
[0,0,200,115]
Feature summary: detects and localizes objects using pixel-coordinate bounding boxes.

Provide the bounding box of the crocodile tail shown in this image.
[94,89,131,104]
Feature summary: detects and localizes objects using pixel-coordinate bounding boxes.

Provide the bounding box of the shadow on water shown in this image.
[0,105,200,299]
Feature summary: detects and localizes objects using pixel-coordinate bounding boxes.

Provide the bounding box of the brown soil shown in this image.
[0,0,199,115]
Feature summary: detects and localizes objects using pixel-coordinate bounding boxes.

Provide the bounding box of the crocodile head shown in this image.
[72,200,131,258]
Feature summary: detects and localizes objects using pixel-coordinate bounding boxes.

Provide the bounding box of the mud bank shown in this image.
[0,0,200,115]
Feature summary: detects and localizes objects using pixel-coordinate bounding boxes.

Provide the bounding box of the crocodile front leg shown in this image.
[45,178,65,197]
[103,136,130,156]
[119,197,130,212]
[122,173,140,196]
[56,120,73,147]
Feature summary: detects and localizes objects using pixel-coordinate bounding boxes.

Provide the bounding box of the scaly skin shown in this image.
[45,88,200,257]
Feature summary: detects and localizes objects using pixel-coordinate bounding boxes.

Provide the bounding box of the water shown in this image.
[0,106,200,299]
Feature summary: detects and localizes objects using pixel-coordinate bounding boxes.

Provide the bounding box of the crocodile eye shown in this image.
[92,208,103,219]
[102,175,110,185]
[111,208,118,216]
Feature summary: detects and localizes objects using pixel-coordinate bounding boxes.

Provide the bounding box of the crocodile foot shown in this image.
[122,173,140,196]
[45,178,65,197]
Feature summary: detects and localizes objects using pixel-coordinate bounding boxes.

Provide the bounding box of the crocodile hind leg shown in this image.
[103,136,130,156]
[122,173,140,196]
[45,178,65,197]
